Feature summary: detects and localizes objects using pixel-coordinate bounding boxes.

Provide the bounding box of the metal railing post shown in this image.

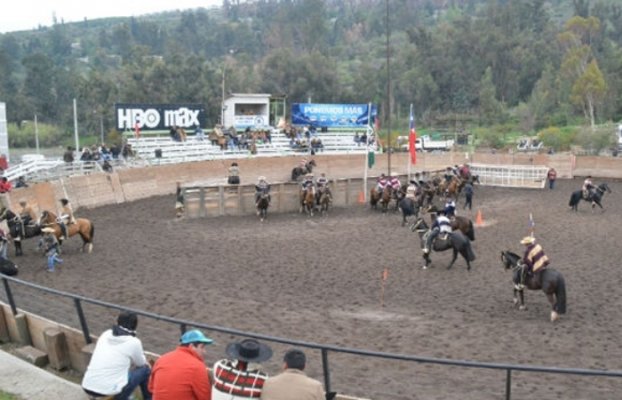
[321,348,332,399]
[2,277,18,315]
[74,298,92,344]
[505,368,512,400]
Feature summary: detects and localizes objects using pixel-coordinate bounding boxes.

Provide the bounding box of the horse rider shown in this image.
[315,172,331,205]
[582,175,595,200]
[301,173,315,198]
[444,167,454,184]
[388,172,402,193]
[255,176,271,210]
[175,182,185,218]
[406,179,418,200]
[424,209,452,254]
[520,236,549,288]
[459,164,471,180]
[58,198,76,240]
[228,162,240,185]
[443,197,456,219]
[18,199,38,234]
[299,158,308,173]
[376,173,388,196]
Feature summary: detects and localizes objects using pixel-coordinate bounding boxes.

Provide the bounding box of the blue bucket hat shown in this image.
[180,329,214,345]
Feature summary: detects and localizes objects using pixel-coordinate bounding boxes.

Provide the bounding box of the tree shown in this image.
[571,59,607,128]
[478,67,504,125]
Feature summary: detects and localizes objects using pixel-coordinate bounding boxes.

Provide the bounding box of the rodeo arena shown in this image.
[2,97,622,400]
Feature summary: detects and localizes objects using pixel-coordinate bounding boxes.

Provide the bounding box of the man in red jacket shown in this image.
[149,329,214,400]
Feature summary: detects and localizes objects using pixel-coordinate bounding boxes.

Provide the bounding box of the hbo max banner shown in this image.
[115,103,206,131]
[291,103,376,128]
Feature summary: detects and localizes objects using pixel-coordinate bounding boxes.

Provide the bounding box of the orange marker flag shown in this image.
[382,267,389,281]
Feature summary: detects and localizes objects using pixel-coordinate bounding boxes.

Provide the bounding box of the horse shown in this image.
[445,177,462,199]
[424,206,475,241]
[380,186,393,213]
[500,250,567,322]
[370,188,381,210]
[39,210,95,253]
[0,257,18,276]
[411,217,476,270]
[291,159,317,181]
[568,183,611,211]
[0,207,42,256]
[256,192,270,222]
[300,188,316,217]
[318,187,332,215]
[398,196,421,227]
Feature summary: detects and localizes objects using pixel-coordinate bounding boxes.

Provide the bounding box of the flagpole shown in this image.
[364,102,372,202]
[407,103,413,181]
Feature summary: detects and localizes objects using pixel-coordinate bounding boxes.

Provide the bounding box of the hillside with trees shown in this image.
[1,0,621,151]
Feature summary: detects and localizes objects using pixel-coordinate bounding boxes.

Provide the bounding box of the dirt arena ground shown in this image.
[3,177,622,400]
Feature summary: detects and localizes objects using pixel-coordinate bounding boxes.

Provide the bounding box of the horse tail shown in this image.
[555,273,567,314]
[467,220,475,241]
[569,192,579,207]
[464,239,476,262]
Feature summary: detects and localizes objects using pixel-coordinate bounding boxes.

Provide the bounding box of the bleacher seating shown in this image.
[126,129,375,164]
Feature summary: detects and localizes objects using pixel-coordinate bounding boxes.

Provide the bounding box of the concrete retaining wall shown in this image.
[1,151,616,216]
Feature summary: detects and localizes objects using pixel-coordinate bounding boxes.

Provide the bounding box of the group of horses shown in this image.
[0,206,95,275]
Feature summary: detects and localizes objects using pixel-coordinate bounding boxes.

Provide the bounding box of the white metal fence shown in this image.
[470,163,549,189]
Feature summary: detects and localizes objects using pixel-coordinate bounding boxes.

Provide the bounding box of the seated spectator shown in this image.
[63,146,74,163]
[353,132,360,145]
[122,143,134,159]
[213,339,272,400]
[82,311,152,400]
[0,154,8,171]
[102,160,113,173]
[0,177,12,193]
[80,147,92,161]
[195,125,205,141]
[14,176,28,189]
[148,329,213,400]
[260,349,325,400]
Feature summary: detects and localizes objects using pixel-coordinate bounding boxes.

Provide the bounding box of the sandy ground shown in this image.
[3,177,622,400]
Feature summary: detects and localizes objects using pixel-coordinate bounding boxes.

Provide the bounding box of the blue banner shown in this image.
[291,103,376,127]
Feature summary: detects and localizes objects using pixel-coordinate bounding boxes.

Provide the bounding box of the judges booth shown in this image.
[223,94,286,131]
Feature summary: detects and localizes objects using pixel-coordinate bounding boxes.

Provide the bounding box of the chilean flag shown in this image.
[408,104,417,165]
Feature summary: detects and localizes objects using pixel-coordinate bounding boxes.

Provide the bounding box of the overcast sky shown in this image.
[0,0,223,33]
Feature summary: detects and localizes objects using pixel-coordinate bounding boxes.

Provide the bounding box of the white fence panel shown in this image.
[470,163,549,189]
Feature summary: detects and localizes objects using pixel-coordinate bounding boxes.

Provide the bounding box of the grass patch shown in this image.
[0,390,21,400]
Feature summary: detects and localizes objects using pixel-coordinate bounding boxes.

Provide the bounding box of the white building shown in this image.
[222,93,285,131]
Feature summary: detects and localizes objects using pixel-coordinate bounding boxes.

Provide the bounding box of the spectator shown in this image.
[0,154,8,171]
[547,168,557,190]
[0,177,12,193]
[40,227,63,272]
[212,339,272,400]
[260,349,324,400]
[63,146,74,163]
[80,147,92,161]
[14,176,28,188]
[102,160,114,173]
[195,125,205,141]
[148,329,213,400]
[82,311,152,400]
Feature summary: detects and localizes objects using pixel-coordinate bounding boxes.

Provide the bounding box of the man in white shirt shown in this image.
[82,311,152,400]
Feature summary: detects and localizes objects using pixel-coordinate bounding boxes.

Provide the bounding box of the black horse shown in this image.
[501,250,567,322]
[568,183,611,211]
[291,159,317,181]
[398,197,421,227]
[256,191,270,222]
[411,217,476,270]
[0,207,42,256]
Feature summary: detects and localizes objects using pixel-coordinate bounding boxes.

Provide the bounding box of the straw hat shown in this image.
[520,236,536,245]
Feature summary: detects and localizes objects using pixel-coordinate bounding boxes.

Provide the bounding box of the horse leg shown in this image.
[14,240,23,257]
[512,289,519,307]
[518,290,526,311]
[447,248,458,270]
[545,292,559,322]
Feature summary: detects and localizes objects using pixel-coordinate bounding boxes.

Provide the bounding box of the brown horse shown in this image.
[318,188,332,215]
[380,186,393,213]
[445,176,462,199]
[39,210,94,253]
[370,188,381,209]
[300,188,316,216]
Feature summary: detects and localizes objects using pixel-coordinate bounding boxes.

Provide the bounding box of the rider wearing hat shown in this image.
[255,176,271,211]
[301,173,315,197]
[443,197,456,218]
[18,199,38,236]
[582,175,595,200]
[315,172,330,205]
[228,162,240,185]
[58,198,76,240]
[520,236,549,287]
[376,173,388,195]
[388,172,401,192]
[424,209,452,254]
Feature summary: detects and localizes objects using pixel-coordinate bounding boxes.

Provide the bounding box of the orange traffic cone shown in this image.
[475,209,484,226]
[358,191,365,204]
